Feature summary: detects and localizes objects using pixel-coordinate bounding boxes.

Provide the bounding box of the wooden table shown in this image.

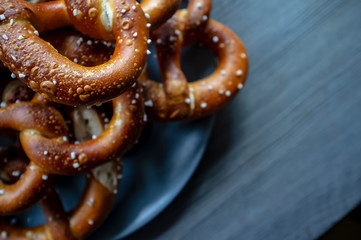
[125,0,361,239]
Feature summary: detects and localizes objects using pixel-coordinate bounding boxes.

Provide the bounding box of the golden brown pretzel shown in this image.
[0,102,68,215]
[20,84,144,174]
[0,107,123,239]
[140,9,248,121]
[0,0,148,105]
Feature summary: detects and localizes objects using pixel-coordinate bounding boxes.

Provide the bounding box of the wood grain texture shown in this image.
[125,0,361,239]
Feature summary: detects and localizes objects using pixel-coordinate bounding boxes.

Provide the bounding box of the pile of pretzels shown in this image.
[0,0,248,239]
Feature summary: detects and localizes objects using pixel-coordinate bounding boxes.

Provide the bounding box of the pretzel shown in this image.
[20,84,144,175]
[0,102,68,215]
[0,0,148,105]
[0,106,123,239]
[139,6,248,121]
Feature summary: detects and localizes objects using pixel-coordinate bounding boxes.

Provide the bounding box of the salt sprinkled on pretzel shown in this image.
[0,101,123,239]
[0,102,68,215]
[140,1,248,121]
[0,0,148,105]
[140,0,182,30]
[20,73,144,175]
[38,0,248,121]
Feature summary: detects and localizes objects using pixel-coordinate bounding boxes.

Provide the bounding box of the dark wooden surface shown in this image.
[125,0,361,239]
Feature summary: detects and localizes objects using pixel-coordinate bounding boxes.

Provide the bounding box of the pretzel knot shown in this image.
[20,85,144,175]
[0,0,148,106]
[0,102,68,215]
[140,8,248,121]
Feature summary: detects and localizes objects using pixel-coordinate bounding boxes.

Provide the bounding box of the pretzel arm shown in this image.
[20,86,144,174]
[185,0,212,36]
[150,12,190,120]
[140,0,181,30]
[69,159,122,238]
[188,20,248,118]
[22,0,71,32]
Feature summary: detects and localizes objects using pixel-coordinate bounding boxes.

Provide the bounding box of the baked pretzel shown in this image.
[0,106,123,239]
[0,0,148,105]
[139,6,248,121]
[20,84,144,175]
[0,102,68,215]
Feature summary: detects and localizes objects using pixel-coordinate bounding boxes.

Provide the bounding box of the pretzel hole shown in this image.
[181,43,217,82]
